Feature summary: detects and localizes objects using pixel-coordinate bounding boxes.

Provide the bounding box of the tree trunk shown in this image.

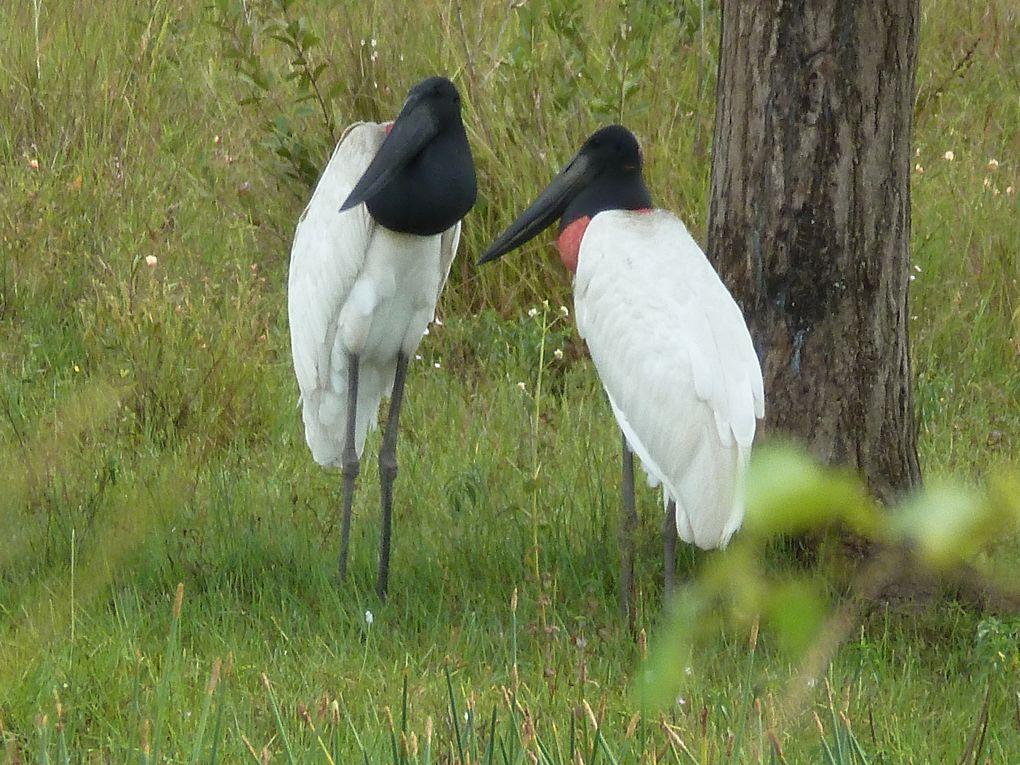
[707,0,922,503]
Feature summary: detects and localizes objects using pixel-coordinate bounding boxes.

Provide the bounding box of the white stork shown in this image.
[288,76,476,598]
[477,125,763,615]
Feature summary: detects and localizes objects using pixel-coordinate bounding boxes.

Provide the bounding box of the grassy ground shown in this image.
[1,0,1018,762]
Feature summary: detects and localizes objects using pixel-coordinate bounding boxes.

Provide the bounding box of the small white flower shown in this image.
[684,666,693,676]
[553,348,564,360]
[1007,186,1015,196]
[913,264,922,273]
[365,610,374,625]
[559,305,569,317]
[915,163,924,175]
[516,381,527,392]
[943,150,955,161]
[987,158,999,170]
[527,307,539,318]
[370,38,377,48]
[676,695,687,707]
[433,362,441,369]
[145,255,158,268]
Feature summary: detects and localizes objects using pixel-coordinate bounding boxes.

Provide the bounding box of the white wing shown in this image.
[574,209,764,549]
[437,222,461,305]
[288,122,386,467]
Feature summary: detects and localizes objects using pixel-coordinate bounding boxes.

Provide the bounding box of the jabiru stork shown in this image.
[477,125,763,615]
[288,76,476,599]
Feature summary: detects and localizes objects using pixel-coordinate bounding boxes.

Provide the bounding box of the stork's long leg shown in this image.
[620,432,638,623]
[377,352,409,600]
[663,499,678,599]
[338,353,361,581]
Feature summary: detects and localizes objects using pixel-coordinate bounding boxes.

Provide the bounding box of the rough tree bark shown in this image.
[707,0,922,503]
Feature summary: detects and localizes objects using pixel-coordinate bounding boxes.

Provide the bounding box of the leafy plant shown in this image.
[211,0,347,188]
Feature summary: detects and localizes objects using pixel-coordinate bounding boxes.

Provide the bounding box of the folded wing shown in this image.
[287,123,386,466]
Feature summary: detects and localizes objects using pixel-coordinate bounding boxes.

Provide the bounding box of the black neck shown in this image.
[366,125,476,236]
[560,169,652,232]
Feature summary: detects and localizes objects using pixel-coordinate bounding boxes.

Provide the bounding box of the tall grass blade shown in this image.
[150,583,185,765]
[402,672,409,736]
[728,621,760,763]
[36,715,50,765]
[206,657,230,765]
[484,704,497,765]
[958,684,991,765]
[387,707,400,765]
[262,673,296,765]
[445,664,467,764]
[188,658,222,765]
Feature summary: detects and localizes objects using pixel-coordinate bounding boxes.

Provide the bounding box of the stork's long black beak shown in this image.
[340,96,439,212]
[476,153,595,265]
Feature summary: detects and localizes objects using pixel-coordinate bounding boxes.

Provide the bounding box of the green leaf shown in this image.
[634,589,701,710]
[764,579,827,658]
[892,481,1020,568]
[743,444,878,539]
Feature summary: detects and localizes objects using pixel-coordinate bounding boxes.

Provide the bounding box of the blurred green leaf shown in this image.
[635,590,700,710]
[744,445,878,539]
[893,480,1020,568]
[764,579,827,658]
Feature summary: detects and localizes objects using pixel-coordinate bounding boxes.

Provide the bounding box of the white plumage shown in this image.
[574,209,765,548]
[288,122,460,466]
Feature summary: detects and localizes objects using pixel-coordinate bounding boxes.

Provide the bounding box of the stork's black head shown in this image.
[404,76,465,129]
[477,125,652,265]
[341,76,477,236]
[560,125,651,229]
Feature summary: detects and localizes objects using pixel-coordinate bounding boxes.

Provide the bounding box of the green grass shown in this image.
[1,0,1018,762]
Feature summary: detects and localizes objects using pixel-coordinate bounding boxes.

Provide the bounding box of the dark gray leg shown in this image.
[377,352,409,600]
[338,354,361,581]
[663,499,678,599]
[620,432,638,622]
